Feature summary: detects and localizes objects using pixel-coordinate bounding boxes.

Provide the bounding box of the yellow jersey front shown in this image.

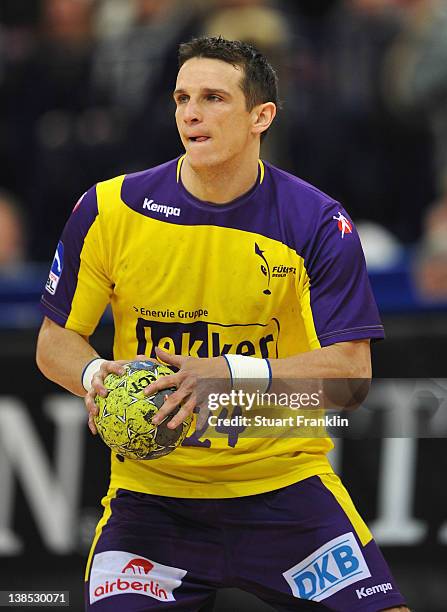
[40,157,384,497]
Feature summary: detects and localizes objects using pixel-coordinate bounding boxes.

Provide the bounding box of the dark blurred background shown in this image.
[0,0,446,610]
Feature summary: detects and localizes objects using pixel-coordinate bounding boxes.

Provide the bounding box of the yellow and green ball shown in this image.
[94,360,192,460]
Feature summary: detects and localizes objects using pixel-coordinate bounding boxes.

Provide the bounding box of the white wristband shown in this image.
[82,357,107,392]
[223,354,272,394]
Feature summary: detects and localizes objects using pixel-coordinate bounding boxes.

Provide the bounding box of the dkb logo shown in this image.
[283,533,371,602]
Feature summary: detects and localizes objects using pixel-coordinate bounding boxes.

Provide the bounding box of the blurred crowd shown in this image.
[0,0,446,297]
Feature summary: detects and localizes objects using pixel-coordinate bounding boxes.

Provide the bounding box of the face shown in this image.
[174,57,257,169]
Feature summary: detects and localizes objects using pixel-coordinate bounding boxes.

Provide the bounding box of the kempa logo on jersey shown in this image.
[356,582,393,599]
[89,551,186,604]
[143,197,181,217]
[283,532,371,602]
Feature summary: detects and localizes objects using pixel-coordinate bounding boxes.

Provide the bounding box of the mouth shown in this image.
[188,136,211,143]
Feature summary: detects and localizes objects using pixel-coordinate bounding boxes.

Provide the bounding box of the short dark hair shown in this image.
[178,36,279,112]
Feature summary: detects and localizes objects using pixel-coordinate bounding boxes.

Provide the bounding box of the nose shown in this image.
[182,99,201,124]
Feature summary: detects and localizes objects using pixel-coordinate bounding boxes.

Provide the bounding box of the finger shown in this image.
[167,394,196,429]
[84,391,99,416]
[88,413,97,435]
[92,361,126,397]
[102,361,126,376]
[144,373,179,396]
[155,347,185,368]
[91,372,108,398]
[152,385,191,424]
[84,395,94,414]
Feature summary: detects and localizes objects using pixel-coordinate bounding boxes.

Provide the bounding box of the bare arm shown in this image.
[36,316,100,397]
[269,339,371,380]
[147,340,372,429]
[36,317,140,434]
[269,340,372,412]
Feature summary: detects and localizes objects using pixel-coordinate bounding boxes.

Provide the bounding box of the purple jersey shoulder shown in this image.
[40,185,99,326]
[263,162,347,241]
[121,159,181,210]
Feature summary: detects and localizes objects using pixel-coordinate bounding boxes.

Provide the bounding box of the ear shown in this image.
[251,102,277,137]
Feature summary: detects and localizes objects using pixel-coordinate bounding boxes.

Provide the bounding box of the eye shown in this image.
[175,95,188,104]
[206,94,222,102]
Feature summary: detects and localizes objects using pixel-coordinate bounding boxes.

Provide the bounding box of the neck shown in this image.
[180,153,260,204]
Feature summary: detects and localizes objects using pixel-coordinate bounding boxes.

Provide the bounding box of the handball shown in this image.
[94,360,192,460]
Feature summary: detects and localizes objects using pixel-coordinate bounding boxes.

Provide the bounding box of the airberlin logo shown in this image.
[94,557,167,600]
[123,557,154,575]
[89,551,187,604]
[333,212,353,238]
[94,576,168,600]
